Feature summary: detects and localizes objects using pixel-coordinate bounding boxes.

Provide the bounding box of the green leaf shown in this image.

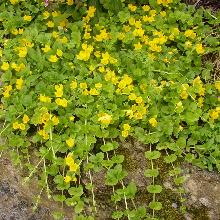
[75,201,84,214]
[147,185,163,194]
[112,211,123,219]
[145,151,161,160]
[164,154,177,163]
[144,169,159,178]
[149,201,163,210]
[53,194,66,202]
[105,164,127,186]
[101,142,114,152]
[118,10,130,23]
[125,182,137,198]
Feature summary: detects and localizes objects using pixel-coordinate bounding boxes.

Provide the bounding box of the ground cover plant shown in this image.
[0,0,220,219]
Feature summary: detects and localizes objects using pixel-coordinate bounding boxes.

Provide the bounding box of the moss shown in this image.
[189,206,210,220]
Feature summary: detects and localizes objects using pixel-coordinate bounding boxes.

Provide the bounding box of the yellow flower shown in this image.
[16,78,23,90]
[13,121,20,129]
[66,137,75,148]
[52,116,59,125]
[123,124,131,131]
[142,5,150,12]
[195,43,205,54]
[98,113,112,125]
[55,98,68,107]
[65,154,74,166]
[43,11,50,19]
[47,21,54,28]
[149,117,157,127]
[160,11,166,17]
[69,116,75,121]
[56,49,63,57]
[64,175,71,183]
[1,62,10,71]
[128,4,137,11]
[180,90,188,100]
[11,29,18,35]
[122,130,129,138]
[197,97,204,108]
[134,42,142,50]
[215,81,220,92]
[39,94,51,103]
[95,83,102,89]
[38,129,49,140]
[10,0,19,4]
[23,15,32,21]
[69,163,79,172]
[80,82,87,89]
[67,0,74,5]
[87,6,96,18]
[49,55,58,63]
[52,31,59,38]
[70,80,77,89]
[184,30,196,39]
[185,41,192,48]
[19,123,26,130]
[23,114,30,124]
[210,110,219,120]
[89,88,99,96]
[135,96,143,104]
[128,93,137,101]
[55,84,63,97]
[42,45,51,53]
[18,47,27,58]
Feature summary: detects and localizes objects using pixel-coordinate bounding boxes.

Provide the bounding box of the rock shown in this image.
[0,155,74,220]
[183,165,220,220]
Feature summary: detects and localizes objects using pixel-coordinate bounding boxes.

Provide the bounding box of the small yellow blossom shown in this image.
[23,115,30,124]
[195,43,205,54]
[47,21,54,28]
[10,0,19,4]
[18,47,27,58]
[52,116,59,125]
[95,83,102,89]
[90,88,99,96]
[39,94,51,103]
[215,81,220,92]
[123,124,131,131]
[69,116,75,121]
[55,98,68,107]
[67,0,74,5]
[134,42,142,50]
[13,121,20,129]
[55,84,63,97]
[184,30,196,39]
[23,15,32,21]
[66,137,75,148]
[42,45,51,53]
[69,163,79,172]
[1,62,10,71]
[180,90,188,100]
[43,11,50,19]
[70,80,77,89]
[56,49,63,57]
[98,113,112,125]
[128,4,137,11]
[80,82,87,89]
[16,78,23,90]
[19,123,26,130]
[142,5,150,12]
[149,117,157,127]
[122,130,129,138]
[64,175,71,183]
[210,110,219,120]
[49,55,58,63]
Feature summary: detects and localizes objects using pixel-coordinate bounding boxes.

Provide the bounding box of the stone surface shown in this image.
[0,155,73,220]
